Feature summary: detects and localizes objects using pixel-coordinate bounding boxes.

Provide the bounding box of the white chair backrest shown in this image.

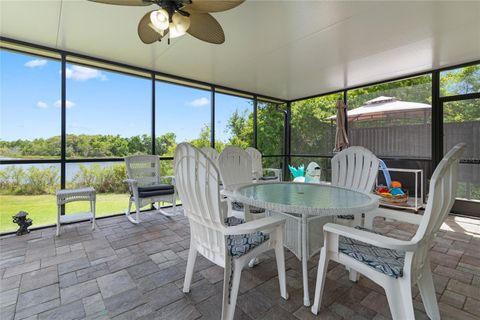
[125,155,161,187]
[411,143,465,271]
[201,147,220,167]
[218,146,253,189]
[331,146,379,193]
[174,143,226,265]
[245,147,263,177]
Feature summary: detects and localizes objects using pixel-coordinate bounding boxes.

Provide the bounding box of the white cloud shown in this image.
[24,59,47,68]
[36,101,48,109]
[187,97,210,107]
[54,100,75,108]
[65,65,107,81]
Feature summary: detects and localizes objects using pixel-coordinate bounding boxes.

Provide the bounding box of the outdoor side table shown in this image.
[376,167,425,212]
[56,187,96,236]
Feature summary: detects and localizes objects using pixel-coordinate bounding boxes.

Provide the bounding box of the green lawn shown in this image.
[0,193,131,233]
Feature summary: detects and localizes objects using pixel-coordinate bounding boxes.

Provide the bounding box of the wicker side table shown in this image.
[56,187,96,236]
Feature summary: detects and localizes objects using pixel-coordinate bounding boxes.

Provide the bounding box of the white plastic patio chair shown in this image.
[311,143,466,320]
[175,143,288,320]
[331,146,380,226]
[218,146,268,267]
[124,155,177,224]
[219,146,253,190]
[245,147,282,181]
[218,146,266,221]
[201,146,219,167]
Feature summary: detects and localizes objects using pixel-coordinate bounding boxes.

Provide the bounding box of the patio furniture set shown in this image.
[54,143,466,320]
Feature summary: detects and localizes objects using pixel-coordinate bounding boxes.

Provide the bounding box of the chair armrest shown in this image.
[220,197,229,203]
[265,168,281,174]
[124,179,138,186]
[220,183,252,194]
[365,207,423,227]
[124,179,138,196]
[323,223,417,252]
[225,216,285,235]
[221,190,233,198]
[265,168,282,180]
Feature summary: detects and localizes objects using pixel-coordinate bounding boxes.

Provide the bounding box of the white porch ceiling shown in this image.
[1,0,479,100]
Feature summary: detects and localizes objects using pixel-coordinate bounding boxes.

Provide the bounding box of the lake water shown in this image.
[0,160,123,180]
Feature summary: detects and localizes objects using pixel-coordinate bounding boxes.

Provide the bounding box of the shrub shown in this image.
[70,164,128,193]
[25,166,59,195]
[0,165,59,195]
[0,163,128,195]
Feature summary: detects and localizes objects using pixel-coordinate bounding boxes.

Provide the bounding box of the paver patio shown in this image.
[1,209,479,320]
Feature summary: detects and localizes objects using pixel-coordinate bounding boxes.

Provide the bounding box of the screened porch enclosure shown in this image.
[1,1,480,319]
[1,39,479,234]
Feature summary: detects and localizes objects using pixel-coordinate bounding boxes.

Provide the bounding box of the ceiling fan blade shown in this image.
[89,0,152,6]
[185,0,245,13]
[138,11,165,44]
[187,13,225,44]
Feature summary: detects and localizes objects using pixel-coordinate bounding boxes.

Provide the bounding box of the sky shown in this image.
[0,49,253,143]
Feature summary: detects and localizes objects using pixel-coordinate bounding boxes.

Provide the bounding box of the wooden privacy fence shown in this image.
[350,123,431,159]
[349,121,480,186]
[350,121,479,160]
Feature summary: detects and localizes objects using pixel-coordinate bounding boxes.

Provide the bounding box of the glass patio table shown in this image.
[227,182,379,307]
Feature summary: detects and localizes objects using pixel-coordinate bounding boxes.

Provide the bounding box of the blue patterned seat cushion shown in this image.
[231,202,265,214]
[338,226,405,278]
[225,217,270,258]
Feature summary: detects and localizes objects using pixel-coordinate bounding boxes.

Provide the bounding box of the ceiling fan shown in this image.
[88,0,245,44]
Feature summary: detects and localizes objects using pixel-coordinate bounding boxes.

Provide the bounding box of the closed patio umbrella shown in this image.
[334,99,349,152]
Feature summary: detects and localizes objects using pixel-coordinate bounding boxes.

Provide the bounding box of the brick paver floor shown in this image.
[1,209,479,319]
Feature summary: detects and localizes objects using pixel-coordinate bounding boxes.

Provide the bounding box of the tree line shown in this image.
[0,103,282,159]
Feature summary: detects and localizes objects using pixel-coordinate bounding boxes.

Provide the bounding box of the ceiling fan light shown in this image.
[150,8,169,30]
[172,12,190,33]
[168,22,185,38]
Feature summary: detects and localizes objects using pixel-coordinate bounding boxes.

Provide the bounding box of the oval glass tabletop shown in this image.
[232,182,378,216]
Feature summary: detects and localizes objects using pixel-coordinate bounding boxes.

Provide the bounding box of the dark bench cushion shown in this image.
[337,214,355,220]
[338,226,405,278]
[137,184,174,198]
[259,176,278,181]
